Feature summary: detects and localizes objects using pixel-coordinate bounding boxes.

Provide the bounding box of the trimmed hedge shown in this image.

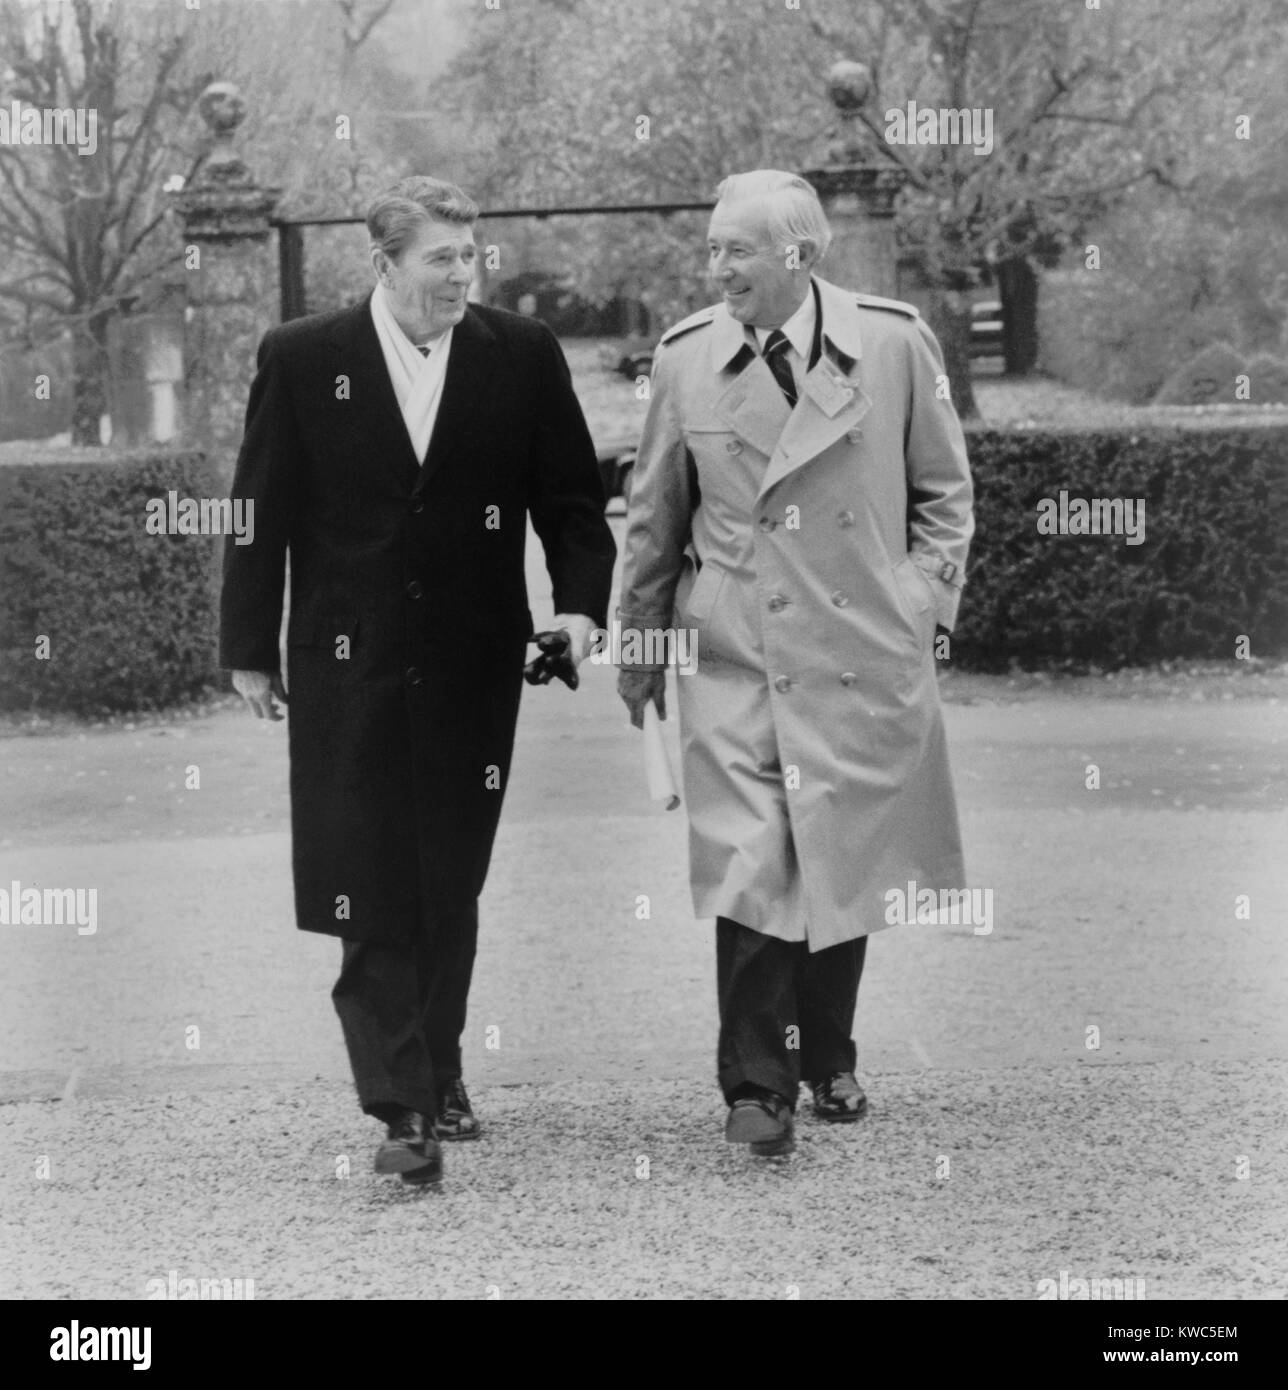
[954,421,1288,669]
[0,447,223,714]
[1,425,1285,712]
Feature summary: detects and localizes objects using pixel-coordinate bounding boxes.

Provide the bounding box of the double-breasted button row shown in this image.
[837,509,855,527]
[405,667,423,686]
[776,671,864,690]
[405,580,424,600]
[767,594,788,612]
[726,439,742,454]
[758,516,777,532]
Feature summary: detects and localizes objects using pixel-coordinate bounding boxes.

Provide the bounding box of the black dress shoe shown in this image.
[374,1108,443,1184]
[433,1079,480,1141]
[811,1072,868,1122]
[725,1088,795,1156]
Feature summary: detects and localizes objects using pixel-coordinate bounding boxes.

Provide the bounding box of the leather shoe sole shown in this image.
[375,1137,443,1184]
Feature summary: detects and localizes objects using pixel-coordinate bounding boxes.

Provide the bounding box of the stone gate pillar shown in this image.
[169,82,281,469]
[801,61,909,299]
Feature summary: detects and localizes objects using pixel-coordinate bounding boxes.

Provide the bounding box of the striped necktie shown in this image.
[762,329,797,408]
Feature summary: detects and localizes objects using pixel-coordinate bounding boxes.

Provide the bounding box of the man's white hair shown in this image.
[714,169,832,261]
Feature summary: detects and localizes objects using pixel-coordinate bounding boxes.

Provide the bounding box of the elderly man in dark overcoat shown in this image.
[221,176,616,1185]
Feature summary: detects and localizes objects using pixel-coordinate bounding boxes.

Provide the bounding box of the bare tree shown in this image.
[0,0,210,442]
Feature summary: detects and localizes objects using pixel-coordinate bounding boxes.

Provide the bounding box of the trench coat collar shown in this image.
[708,277,873,495]
[331,294,497,493]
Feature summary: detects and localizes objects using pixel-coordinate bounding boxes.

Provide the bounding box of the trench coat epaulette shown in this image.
[658,305,717,348]
[853,292,921,319]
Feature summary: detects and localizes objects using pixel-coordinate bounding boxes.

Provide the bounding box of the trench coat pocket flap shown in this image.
[287,615,360,649]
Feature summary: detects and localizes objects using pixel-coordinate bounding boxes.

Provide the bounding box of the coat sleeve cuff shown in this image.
[613,610,674,670]
[909,554,965,631]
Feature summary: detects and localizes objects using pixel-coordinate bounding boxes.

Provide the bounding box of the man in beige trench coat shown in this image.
[617,170,974,1156]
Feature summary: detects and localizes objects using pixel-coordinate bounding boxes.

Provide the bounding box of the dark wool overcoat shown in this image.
[220,295,616,943]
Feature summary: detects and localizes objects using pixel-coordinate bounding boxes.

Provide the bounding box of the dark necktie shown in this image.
[416,344,430,357]
[762,329,797,408]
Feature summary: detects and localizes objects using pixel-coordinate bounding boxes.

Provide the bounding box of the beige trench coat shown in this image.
[618,277,974,950]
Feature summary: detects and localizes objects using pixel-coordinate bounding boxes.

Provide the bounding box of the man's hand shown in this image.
[618,669,666,729]
[232,669,287,721]
[525,614,597,692]
[551,613,595,669]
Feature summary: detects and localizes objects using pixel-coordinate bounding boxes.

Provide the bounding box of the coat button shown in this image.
[774,675,792,693]
[406,580,424,599]
[831,590,850,607]
[846,427,863,443]
[837,509,855,527]
[405,667,423,686]
[840,671,857,686]
[767,594,787,612]
[410,498,425,514]
[758,516,777,532]
[725,439,743,454]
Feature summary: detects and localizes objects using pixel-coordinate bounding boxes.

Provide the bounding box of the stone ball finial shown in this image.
[826,61,873,113]
[197,82,246,137]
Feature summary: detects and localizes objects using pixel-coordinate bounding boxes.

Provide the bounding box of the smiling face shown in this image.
[372,215,476,342]
[706,197,814,329]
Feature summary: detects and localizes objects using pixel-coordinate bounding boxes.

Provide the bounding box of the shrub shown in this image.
[1153,343,1249,406]
[953,420,1288,670]
[0,446,223,714]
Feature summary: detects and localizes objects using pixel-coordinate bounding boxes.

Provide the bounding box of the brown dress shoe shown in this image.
[811,1072,868,1122]
[725,1089,795,1156]
[374,1108,443,1184]
[433,1079,481,1141]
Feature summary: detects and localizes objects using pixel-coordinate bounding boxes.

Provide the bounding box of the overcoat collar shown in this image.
[329,293,497,493]
[707,276,873,497]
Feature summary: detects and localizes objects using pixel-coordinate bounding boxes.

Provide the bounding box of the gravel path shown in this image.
[4,1061,1283,1300]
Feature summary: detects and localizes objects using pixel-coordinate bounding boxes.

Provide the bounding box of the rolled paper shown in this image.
[642,700,681,810]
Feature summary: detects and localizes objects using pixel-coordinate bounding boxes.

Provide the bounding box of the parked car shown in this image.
[599,336,654,380]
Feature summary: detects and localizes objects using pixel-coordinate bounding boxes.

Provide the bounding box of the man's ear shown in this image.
[370,245,390,282]
[795,237,821,273]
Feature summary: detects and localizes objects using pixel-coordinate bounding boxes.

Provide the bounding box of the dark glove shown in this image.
[524,628,579,690]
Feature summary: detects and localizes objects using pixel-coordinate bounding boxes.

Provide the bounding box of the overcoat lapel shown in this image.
[418,307,496,493]
[712,355,791,458]
[758,359,871,498]
[332,296,421,489]
[328,297,497,494]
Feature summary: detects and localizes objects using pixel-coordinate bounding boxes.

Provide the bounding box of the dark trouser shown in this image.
[716,916,867,1109]
[331,900,480,1124]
